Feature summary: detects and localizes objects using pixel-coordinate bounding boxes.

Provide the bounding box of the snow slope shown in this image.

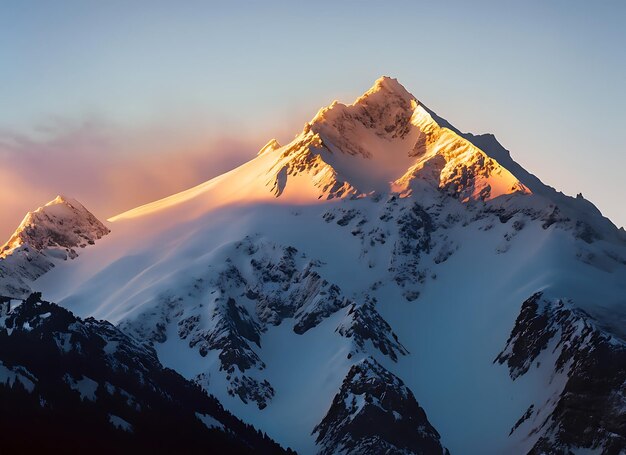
[22,77,626,454]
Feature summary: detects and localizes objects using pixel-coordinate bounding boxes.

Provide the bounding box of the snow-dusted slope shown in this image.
[22,77,626,454]
[0,196,109,298]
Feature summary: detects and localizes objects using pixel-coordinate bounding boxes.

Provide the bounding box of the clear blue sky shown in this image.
[1,0,624,229]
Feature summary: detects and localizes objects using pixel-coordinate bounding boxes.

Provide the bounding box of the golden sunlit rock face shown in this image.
[263,76,530,203]
[395,103,531,201]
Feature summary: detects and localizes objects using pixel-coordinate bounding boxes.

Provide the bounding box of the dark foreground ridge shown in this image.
[0,293,294,454]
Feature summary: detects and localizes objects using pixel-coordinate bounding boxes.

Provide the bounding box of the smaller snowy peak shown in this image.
[0,195,110,259]
[0,196,110,297]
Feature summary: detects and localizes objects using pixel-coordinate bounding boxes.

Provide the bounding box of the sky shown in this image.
[0,0,624,240]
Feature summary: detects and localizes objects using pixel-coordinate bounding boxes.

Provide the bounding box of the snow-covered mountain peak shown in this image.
[309,76,414,128]
[308,76,417,144]
[0,196,110,298]
[1,195,109,259]
[270,76,530,202]
[357,75,416,104]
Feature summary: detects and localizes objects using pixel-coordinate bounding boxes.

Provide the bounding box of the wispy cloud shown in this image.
[0,116,266,241]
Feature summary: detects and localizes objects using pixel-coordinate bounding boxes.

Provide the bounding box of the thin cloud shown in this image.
[0,117,265,241]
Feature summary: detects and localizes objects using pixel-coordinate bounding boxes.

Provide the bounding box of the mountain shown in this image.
[4,77,626,454]
[0,292,294,454]
[0,195,109,298]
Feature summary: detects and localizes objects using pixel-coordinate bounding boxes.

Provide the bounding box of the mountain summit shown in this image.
[1,195,109,259]
[3,78,626,454]
[0,196,108,297]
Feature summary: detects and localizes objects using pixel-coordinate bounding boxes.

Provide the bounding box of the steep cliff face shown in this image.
[497,293,626,454]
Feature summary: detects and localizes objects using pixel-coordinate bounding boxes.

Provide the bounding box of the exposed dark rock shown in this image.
[541,206,569,229]
[390,202,435,300]
[336,209,360,227]
[190,296,263,373]
[336,299,408,362]
[497,293,626,453]
[228,375,275,410]
[495,292,556,379]
[510,405,534,436]
[314,357,447,455]
[575,220,600,244]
